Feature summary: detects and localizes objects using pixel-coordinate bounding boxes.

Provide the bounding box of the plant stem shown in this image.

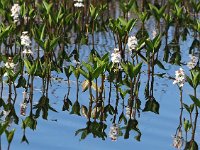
[191,88,198,140]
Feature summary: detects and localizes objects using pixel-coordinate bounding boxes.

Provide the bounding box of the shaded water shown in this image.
[0,0,200,150]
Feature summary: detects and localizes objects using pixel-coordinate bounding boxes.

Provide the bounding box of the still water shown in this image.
[1,0,200,150]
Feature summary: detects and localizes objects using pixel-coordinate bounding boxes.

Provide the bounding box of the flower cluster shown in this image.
[127,36,138,52]
[21,31,33,55]
[5,62,15,69]
[21,31,31,47]
[74,0,84,7]
[173,68,185,88]
[111,48,121,64]
[172,129,184,149]
[4,57,15,69]
[109,124,120,141]
[11,4,21,23]
[187,54,198,69]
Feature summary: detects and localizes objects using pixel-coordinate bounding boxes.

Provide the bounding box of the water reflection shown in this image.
[0,0,200,150]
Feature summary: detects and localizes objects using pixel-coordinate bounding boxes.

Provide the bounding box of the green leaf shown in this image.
[24,59,31,74]
[126,18,136,32]
[50,37,59,50]
[79,68,89,79]
[40,24,46,40]
[43,1,53,14]
[0,122,9,135]
[24,116,37,130]
[132,62,142,78]
[190,95,200,108]
[183,103,190,113]
[5,129,15,144]
[62,97,72,111]
[104,104,115,115]
[81,105,88,118]
[92,66,103,79]
[70,101,81,116]
[185,140,198,150]
[82,62,93,73]
[143,99,159,114]
[191,70,200,88]
[186,75,193,88]
[16,76,26,88]
[118,112,127,124]
[21,134,29,144]
[82,80,89,92]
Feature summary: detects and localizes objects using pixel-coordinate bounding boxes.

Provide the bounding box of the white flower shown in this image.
[172,129,184,149]
[111,48,121,63]
[173,68,185,87]
[11,4,21,23]
[187,54,198,69]
[74,2,84,7]
[109,124,119,141]
[5,62,15,69]
[20,31,31,47]
[22,49,33,55]
[20,102,27,116]
[127,36,138,51]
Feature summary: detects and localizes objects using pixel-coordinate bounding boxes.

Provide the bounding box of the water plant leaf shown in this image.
[143,99,159,114]
[183,103,190,113]
[104,104,115,115]
[24,116,37,130]
[185,140,198,150]
[16,75,26,88]
[21,134,29,144]
[82,80,89,92]
[126,18,137,32]
[40,24,46,41]
[184,119,192,132]
[132,62,142,78]
[62,97,72,111]
[81,105,88,118]
[90,4,98,20]
[189,39,200,54]
[119,112,127,124]
[0,122,9,135]
[34,96,57,119]
[79,67,88,79]
[70,101,81,116]
[191,70,200,88]
[124,119,141,141]
[189,95,200,108]
[155,59,166,70]
[5,129,15,144]
[43,1,53,14]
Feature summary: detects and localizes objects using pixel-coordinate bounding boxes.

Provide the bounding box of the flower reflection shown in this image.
[187,54,198,69]
[173,68,185,88]
[172,128,184,149]
[109,124,119,141]
[20,102,27,116]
